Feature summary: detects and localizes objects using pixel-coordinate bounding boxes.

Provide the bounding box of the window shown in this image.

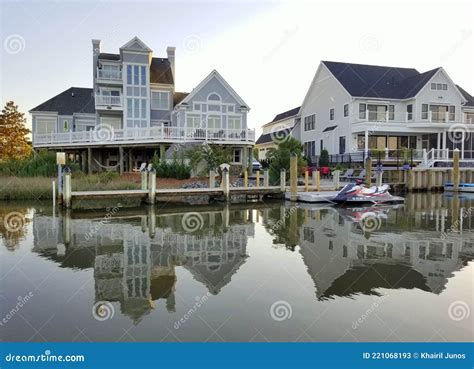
[233,148,242,163]
[127,65,132,84]
[304,114,315,131]
[449,106,455,121]
[407,104,413,120]
[151,91,169,110]
[140,66,146,86]
[329,108,334,120]
[343,104,349,117]
[36,117,56,134]
[388,105,394,120]
[208,115,221,129]
[208,104,220,112]
[126,65,147,86]
[421,104,429,120]
[186,114,201,128]
[208,93,220,101]
[431,83,448,91]
[228,116,241,130]
[359,103,366,119]
[339,136,346,154]
[126,98,147,127]
[320,139,324,153]
[304,141,315,157]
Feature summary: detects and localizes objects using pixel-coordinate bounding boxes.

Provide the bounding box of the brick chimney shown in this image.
[166,46,176,84]
[92,39,101,87]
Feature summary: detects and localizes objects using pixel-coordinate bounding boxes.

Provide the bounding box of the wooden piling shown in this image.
[453,149,460,191]
[244,169,248,188]
[313,170,320,191]
[264,169,269,187]
[148,169,156,204]
[209,170,216,188]
[280,169,286,192]
[365,157,372,186]
[290,154,298,202]
[304,170,309,192]
[63,171,72,209]
[333,170,341,189]
[256,170,260,188]
[222,168,230,201]
[141,171,148,191]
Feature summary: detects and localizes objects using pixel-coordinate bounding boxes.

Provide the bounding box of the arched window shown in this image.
[208,93,221,101]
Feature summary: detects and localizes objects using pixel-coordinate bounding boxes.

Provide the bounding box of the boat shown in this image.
[332,183,405,204]
[444,182,474,193]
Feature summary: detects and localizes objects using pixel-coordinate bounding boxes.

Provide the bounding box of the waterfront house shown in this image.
[296,61,474,166]
[29,37,254,173]
[255,106,300,160]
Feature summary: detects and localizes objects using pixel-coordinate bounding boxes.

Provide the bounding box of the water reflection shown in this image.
[17,193,474,323]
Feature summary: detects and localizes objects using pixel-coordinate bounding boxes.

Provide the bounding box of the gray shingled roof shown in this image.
[173,92,189,106]
[270,106,300,123]
[30,87,95,115]
[98,53,120,61]
[323,61,440,99]
[457,85,474,107]
[150,58,173,84]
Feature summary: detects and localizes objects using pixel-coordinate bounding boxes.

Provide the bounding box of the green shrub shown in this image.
[318,149,329,167]
[154,153,191,180]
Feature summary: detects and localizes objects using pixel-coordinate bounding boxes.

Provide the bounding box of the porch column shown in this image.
[242,147,248,170]
[160,144,166,159]
[87,147,92,175]
[128,148,133,172]
[437,132,441,150]
[119,146,124,175]
[364,129,369,156]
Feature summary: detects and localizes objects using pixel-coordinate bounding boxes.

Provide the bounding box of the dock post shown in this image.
[375,171,383,187]
[209,170,216,188]
[222,167,230,201]
[244,169,248,188]
[333,170,341,189]
[148,169,156,204]
[63,170,72,209]
[290,154,298,202]
[365,157,372,186]
[141,170,148,191]
[148,205,156,239]
[304,170,309,192]
[313,170,320,191]
[263,169,269,187]
[280,169,286,192]
[256,170,260,188]
[453,148,460,191]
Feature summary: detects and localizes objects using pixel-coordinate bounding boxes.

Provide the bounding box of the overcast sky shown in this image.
[1,0,473,134]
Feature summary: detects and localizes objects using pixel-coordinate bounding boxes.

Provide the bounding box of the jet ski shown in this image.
[333,183,405,204]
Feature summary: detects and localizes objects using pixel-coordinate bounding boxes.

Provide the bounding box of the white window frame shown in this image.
[35,116,57,134]
[207,115,221,129]
[151,91,170,110]
[228,116,242,130]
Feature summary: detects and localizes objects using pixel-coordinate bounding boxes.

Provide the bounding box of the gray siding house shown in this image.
[30,37,254,173]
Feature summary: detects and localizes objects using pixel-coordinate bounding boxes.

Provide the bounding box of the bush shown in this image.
[267,137,306,185]
[153,152,191,180]
[0,149,57,177]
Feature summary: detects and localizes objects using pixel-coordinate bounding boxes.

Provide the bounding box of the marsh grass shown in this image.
[0,174,139,200]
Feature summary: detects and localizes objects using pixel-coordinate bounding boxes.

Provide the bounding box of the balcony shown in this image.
[33,127,256,147]
[95,94,123,110]
[96,69,122,84]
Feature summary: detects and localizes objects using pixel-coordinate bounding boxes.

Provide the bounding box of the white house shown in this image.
[297,61,474,166]
[255,106,300,160]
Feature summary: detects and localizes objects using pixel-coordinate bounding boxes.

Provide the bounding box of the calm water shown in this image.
[1,193,473,342]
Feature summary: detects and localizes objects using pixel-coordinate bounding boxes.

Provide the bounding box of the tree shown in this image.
[318,148,329,167]
[186,143,232,181]
[267,137,306,185]
[0,101,31,160]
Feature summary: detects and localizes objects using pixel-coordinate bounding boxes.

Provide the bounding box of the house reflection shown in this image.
[259,193,474,300]
[32,206,254,323]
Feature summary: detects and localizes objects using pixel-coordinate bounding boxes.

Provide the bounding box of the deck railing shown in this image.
[34,127,256,146]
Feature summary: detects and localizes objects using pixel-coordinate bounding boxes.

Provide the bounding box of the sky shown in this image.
[1,0,473,135]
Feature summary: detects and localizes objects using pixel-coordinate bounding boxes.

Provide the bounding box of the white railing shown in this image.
[357,110,473,124]
[34,127,256,146]
[97,69,122,80]
[95,95,122,106]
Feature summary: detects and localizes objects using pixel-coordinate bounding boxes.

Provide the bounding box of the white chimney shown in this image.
[92,39,101,87]
[166,46,176,83]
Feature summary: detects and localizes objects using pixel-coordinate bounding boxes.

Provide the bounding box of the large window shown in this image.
[304,141,315,157]
[208,115,221,129]
[186,114,201,128]
[35,117,56,134]
[228,116,241,130]
[339,136,346,154]
[407,104,413,120]
[421,104,429,120]
[431,83,448,91]
[126,98,147,128]
[126,65,146,86]
[304,114,315,131]
[151,91,169,110]
[125,64,148,128]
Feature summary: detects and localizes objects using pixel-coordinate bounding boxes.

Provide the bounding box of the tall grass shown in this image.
[0,174,139,200]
